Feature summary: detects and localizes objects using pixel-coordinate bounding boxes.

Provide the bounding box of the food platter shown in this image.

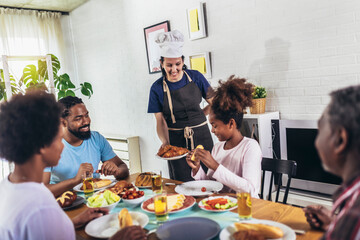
[198,196,237,212]
[155,152,189,161]
[156,217,221,240]
[85,212,149,239]
[62,196,85,211]
[219,218,296,240]
[141,194,196,214]
[175,180,223,196]
[73,179,116,193]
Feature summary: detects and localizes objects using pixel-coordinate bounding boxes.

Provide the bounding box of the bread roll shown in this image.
[232,230,265,240]
[118,208,133,228]
[56,191,77,208]
[234,223,284,239]
[190,145,204,161]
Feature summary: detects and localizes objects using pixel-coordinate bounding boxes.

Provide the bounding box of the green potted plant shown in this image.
[250,86,267,114]
[0,54,93,101]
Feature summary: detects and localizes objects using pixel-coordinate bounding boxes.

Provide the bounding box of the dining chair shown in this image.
[260,157,297,204]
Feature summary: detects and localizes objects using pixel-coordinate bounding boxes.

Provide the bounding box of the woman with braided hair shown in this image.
[186,76,262,196]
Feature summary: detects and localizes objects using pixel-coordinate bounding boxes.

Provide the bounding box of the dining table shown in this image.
[66,173,324,240]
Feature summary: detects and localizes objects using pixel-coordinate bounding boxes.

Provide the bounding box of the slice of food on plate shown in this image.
[80,178,112,190]
[190,145,204,161]
[157,144,189,158]
[135,172,155,187]
[118,208,133,228]
[147,194,186,212]
[232,229,265,240]
[56,191,77,208]
[106,180,134,195]
[233,222,284,239]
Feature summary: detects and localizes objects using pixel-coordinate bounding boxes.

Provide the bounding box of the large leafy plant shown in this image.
[0,54,93,101]
[252,86,267,99]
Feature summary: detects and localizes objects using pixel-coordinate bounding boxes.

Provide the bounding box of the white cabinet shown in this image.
[241,112,279,158]
[103,135,142,174]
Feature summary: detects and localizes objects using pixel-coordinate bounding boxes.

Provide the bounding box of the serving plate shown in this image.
[156,217,221,240]
[198,196,237,212]
[219,218,296,240]
[62,196,85,211]
[155,152,189,161]
[175,180,223,196]
[141,194,196,214]
[85,211,149,239]
[73,179,116,193]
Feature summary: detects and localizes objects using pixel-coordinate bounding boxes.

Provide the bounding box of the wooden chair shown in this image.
[260,157,297,204]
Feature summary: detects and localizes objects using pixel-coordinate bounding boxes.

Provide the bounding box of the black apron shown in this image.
[162,71,213,182]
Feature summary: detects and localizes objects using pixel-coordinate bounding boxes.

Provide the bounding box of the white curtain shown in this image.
[0,7,65,58]
[0,7,65,179]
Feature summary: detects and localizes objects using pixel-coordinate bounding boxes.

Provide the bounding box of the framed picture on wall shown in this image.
[186,2,207,40]
[189,52,211,79]
[144,21,170,74]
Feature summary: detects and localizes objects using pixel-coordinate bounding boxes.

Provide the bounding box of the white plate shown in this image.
[198,196,237,212]
[175,180,223,196]
[73,179,117,193]
[219,218,296,240]
[155,152,189,161]
[141,194,196,214]
[85,211,149,239]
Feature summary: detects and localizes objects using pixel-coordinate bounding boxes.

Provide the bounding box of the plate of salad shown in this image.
[198,196,237,212]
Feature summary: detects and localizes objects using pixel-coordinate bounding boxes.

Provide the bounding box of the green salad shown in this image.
[87,190,120,207]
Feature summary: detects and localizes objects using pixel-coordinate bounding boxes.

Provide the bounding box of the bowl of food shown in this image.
[121,189,145,208]
[87,190,121,211]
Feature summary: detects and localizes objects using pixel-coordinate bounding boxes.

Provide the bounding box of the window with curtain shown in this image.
[0,7,66,179]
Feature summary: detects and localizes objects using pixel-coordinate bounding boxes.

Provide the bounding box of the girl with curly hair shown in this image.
[186,76,262,196]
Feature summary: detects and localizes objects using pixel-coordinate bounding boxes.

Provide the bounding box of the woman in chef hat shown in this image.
[147,30,214,182]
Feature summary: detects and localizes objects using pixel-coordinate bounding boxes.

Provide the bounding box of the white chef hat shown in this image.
[155,30,184,58]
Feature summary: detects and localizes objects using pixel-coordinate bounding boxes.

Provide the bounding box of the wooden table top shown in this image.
[66,173,323,240]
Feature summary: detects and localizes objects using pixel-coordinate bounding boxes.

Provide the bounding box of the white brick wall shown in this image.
[61,0,360,175]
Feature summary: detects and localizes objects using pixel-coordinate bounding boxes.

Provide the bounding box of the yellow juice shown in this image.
[154,194,168,222]
[83,177,94,194]
[151,174,162,192]
[237,192,252,219]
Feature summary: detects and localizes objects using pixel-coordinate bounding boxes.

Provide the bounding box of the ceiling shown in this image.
[0,0,88,13]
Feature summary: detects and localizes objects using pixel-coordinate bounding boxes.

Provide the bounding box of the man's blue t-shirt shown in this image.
[44,131,116,184]
[147,69,211,113]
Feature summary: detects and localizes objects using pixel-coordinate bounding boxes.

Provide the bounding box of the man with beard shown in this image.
[303,85,360,240]
[43,96,129,196]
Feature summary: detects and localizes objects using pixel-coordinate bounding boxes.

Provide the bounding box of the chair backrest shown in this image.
[260,157,297,204]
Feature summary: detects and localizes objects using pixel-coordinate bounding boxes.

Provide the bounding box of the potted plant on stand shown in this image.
[250,86,267,114]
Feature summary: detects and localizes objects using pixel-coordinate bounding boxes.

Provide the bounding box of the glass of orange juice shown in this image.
[154,191,168,223]
[237,191,252,219]
[82,172,94,199]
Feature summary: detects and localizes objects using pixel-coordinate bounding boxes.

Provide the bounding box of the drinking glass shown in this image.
[154,191,168,223]
[82,172,94,199]
[237,191,252,219]
[151,170,162,193]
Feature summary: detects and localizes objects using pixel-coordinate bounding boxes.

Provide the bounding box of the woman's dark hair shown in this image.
[211,75,254,130]
[58,96,83,118]
[327,85,360,153]
[160,56,188,77]
[0,91,63,164]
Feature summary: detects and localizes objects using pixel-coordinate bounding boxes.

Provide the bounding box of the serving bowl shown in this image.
[122,195,145,208]
[86,198,121,211]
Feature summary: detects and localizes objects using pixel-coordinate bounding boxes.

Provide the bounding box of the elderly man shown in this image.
[43,96,129,196]
[303,85,360,240]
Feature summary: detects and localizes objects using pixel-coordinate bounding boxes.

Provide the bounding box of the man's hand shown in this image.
[72,208,109,229]
[97,161,119,176]
[74,163,94,183]
[303,205,332,231]
[109,225,147,240]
